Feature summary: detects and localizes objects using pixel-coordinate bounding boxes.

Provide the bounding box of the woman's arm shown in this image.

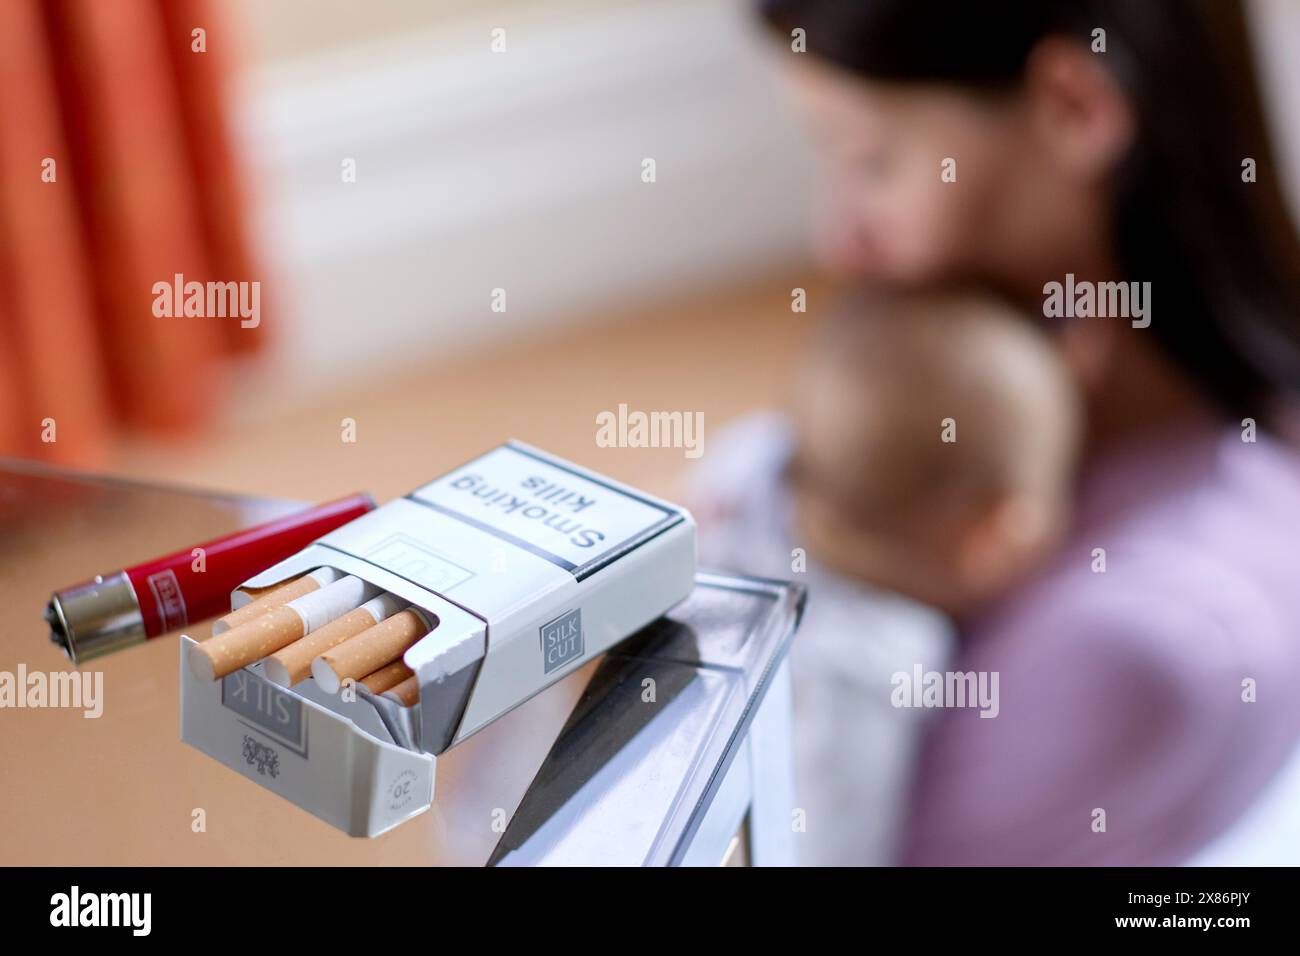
[899,555,1279,866]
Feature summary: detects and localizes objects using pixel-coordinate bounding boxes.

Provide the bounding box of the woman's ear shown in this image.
[1022,36,1136,182]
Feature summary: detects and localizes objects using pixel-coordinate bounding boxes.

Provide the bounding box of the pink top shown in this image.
[900,420,1300,865]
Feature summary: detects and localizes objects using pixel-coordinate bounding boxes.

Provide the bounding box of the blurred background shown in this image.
[2,0,1300,873]
[0,0,1296,503]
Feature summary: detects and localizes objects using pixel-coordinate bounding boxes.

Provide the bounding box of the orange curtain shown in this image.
[0,0,264,465]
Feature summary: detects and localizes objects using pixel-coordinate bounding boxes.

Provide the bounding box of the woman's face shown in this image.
[785,59,1107,291]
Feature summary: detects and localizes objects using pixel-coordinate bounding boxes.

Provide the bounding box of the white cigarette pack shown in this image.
[180,441,696,836]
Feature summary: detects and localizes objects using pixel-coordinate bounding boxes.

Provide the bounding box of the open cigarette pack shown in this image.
[180,441,696,836]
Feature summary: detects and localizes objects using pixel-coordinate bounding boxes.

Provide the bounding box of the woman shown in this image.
[757,0,1300,863]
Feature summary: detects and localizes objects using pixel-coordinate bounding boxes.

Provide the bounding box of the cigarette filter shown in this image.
[189,575,376,681]
[214,567,341,635]
[360,660,414,694]
[264,593,406,687]
[311,608,432,694]
[383,675,420,707]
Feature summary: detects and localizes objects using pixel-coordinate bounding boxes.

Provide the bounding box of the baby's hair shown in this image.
[792,286,1080,520]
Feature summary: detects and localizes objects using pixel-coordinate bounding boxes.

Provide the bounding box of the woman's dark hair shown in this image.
[759,0,1300,420]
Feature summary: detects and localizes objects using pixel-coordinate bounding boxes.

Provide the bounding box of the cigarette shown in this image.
[311,608,433,694]
[359,659,414,694]
[263,593,405,687]
[383,675,420,707]
[189,575,377,682]
[213,567,342,635]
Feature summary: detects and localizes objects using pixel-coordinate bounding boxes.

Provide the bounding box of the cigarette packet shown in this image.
[180,441,696,836]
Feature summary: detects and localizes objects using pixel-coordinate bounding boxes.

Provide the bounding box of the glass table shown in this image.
[0,459,803,866]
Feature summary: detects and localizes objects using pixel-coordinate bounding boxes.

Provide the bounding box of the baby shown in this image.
[788,288,1080,617]
[691,287,1079,864]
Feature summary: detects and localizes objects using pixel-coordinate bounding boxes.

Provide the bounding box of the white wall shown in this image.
[231,0,814,411]
[230,0,1298,414]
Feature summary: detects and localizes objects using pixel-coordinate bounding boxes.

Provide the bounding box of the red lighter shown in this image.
[45,493,375,663]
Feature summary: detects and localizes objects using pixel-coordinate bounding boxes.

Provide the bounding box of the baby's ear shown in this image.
[995,494,1056,552]
[956,493,1054,591]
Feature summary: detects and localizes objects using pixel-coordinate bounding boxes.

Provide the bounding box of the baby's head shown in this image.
[788,288,1080,616]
